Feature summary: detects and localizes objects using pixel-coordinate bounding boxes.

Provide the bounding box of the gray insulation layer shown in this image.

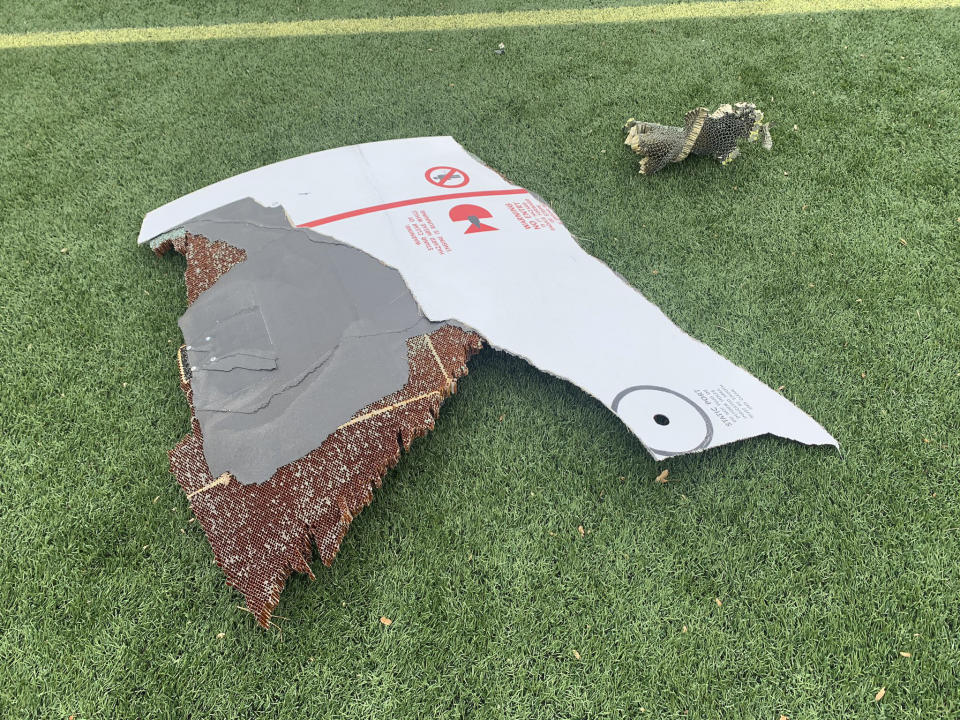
[177,199,443,485]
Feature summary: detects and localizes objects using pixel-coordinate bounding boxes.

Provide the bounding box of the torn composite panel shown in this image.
[154,229,481,626]
[144,137,836,625]
[143,136,837,460]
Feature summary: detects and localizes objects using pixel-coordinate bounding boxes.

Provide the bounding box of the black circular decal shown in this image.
[611,385,714,455]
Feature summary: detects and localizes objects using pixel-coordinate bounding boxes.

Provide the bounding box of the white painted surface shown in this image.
[140,136,837,458]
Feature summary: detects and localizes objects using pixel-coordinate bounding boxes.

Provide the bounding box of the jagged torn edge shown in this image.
[153,229,483,627]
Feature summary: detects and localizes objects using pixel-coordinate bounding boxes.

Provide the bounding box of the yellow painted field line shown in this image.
[1,0,957,50]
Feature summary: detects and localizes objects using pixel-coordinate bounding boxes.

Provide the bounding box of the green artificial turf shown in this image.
[0,0,700,34]
[2,3,959,718]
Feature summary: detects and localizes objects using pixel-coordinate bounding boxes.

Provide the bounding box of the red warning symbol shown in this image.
[449,204,497,233]
[426,166,470,189]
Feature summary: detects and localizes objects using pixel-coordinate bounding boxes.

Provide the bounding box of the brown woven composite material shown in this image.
[154,231,482,627]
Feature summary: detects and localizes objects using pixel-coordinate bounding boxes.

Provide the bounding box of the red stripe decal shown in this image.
[296,188,529,228]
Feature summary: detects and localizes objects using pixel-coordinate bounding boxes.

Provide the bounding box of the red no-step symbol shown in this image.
[426,166,470,189]
[449,204,498,233]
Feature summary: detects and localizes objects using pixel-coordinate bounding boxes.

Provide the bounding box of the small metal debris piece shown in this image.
[494,42,505,55]
[623,103,772,175]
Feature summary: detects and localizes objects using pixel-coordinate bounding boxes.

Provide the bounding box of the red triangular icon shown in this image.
[449,203,498,233]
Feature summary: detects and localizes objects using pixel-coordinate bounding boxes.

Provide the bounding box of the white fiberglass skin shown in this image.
[140,136,836,460]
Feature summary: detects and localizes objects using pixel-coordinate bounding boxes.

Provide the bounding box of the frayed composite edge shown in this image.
[171,327,482,627]
[157,231,483,627]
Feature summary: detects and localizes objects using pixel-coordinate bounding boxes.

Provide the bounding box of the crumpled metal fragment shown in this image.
[623,103,772,175]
